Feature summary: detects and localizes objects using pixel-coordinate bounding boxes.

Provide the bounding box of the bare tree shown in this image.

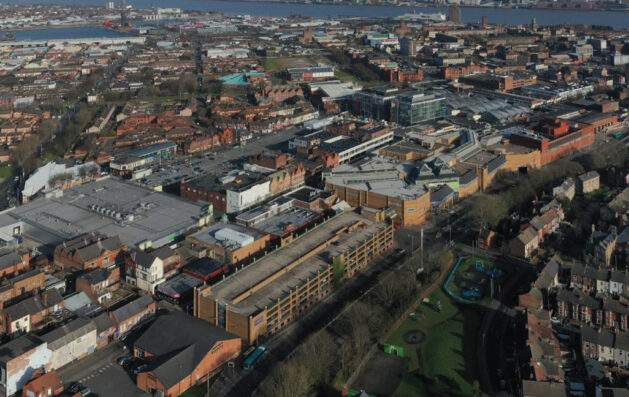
[260,360,312,397]
[374,276,401,309]
[296,331,338,386]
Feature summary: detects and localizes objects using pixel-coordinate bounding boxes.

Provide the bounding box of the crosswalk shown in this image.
[79,362,114,383]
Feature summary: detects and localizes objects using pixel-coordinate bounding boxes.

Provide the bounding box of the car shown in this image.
[133,364,149,375]
[80,387,92,396]
[67,382,84,394]
[117,356,133,367]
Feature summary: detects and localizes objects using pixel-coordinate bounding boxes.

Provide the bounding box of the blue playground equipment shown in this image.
[462,286,483,299]
[475,262,503,278]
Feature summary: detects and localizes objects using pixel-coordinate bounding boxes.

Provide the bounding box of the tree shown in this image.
[260,360,312,397]
[468,193,508,229]
[38,118,60,142]
[582,141,629,170]
[10,135,40,171]
[374,276,401,310]
[296,331,338,387]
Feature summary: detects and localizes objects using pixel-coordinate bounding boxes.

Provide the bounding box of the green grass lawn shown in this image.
[386,287,481,397]
[0,164,13,179]
[265,55,331,71]
[335,69,360,84]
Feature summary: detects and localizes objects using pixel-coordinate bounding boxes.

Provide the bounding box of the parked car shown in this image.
[117,356,133,368]
[133,364,149,375]
[67,382,84,394]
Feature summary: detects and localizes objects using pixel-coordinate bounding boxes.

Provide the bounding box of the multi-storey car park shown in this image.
[193,209,394,344]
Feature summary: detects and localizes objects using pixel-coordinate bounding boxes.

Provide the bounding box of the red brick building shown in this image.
[249,151,290,170]
[110,294,157,337]
[3,289,64,334]
[268,164,306,195]
[76,267,121,304]
[383,68,423,83]
[0,269,46,309]
[0,251,30,278]
[443,64,489,80]
[21,370,64,397]
[135,311,241,397]
[53,234,125,271]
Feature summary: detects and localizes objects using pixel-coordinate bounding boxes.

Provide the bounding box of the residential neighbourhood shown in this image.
[0,1,627,397]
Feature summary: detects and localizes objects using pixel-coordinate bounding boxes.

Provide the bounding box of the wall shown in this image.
[115,303,157,336]
[326,182,430,226]
[0,272,45,309]
[180,185,227,212]
[458,178,480,199]
[502,150,542,172]
[46,330,97,371]
[226,181,271,214]
[5,343,51,397]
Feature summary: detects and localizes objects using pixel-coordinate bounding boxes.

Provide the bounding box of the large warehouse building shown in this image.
[193,210,394,343]
[323,158,431,226]
[0,177,212,250]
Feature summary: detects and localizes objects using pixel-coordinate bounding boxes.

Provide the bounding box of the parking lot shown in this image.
[132,127,300,191]
[57,340,148,397]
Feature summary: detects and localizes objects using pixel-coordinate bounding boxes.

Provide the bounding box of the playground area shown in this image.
[444,256,504,303]
[350,287,481,397]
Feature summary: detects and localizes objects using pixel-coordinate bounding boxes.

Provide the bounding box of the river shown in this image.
[3,0,629,29]
[9,26,133,40]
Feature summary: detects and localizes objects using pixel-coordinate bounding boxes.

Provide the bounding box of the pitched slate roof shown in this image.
[0,251,25,271]
[4,289,63,320]
[93,312,115,334]
[134,311,239,388]
[518,226,538,245]
[129,249,158,268]
[79,267,113,285]
[522,380,567,397]
[76,235,123,262]
[41,317,96,350]
[581,325,599,344]
[111,294,154,323]
[534,259,559,290]
[0,334,45,363]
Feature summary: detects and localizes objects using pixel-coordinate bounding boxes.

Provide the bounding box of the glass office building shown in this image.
[391,91,446,126]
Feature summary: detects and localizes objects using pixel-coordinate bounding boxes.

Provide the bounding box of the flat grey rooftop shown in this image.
[2,177,206,248]
[188,223,267,250]
[324,157,427,200]
[251,206,321,236]
[203,210,386,316]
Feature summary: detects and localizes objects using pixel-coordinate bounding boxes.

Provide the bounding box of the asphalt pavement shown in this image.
[57,341,146,397]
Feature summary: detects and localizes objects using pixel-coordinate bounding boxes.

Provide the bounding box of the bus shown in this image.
[243,344,268,370]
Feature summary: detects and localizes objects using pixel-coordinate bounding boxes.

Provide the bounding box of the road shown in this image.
[57,341,127,385]
[57,338,147,397]
[462,245,535,396]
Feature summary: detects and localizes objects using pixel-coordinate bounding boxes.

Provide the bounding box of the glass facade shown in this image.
[393,92,446,126]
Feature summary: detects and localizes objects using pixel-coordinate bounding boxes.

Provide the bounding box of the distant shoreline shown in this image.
[199,0,629,15]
